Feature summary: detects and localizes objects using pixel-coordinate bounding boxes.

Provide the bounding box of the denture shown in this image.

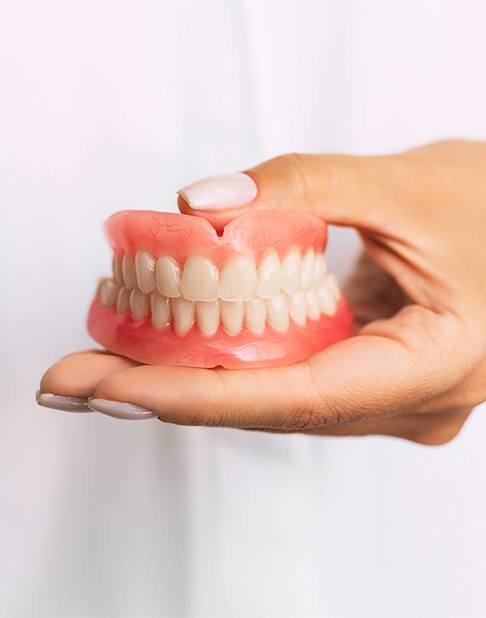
[87,210,353,368]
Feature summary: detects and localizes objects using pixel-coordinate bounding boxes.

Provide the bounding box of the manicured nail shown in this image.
[36,390,91,412]
[87,398,157,420]
[178,172,257,210]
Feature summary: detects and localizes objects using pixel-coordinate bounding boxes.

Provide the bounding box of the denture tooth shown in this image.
[135,250,156,294]
[156,256,181,298]
[182,256,218,301]
[196,301,220,336]
[99,279,119,308]
[306,289,321,320]
[221,301,244,336]
[122,254,138,289]
[299,248,315,291]
[280,248,301,295]
[326,274,341,301]
[257,250,281,299]
[172,297,195,336]
[116,287,130,313]
[244,298,267,335]
[267,292,289,331]
[150,293,171,328]
[313,252,327,287]
[219,255,257,301]
[112,253,124,285]
[129,288,150,320]
[289,290,307,327]
[317,280,337,316]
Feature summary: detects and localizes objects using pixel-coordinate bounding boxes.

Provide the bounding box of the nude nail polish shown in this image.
[178,172,257,210]
[88,398,157,420]
[36,390,91,412]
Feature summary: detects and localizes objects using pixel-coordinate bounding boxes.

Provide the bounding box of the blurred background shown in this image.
[1,1,486,616]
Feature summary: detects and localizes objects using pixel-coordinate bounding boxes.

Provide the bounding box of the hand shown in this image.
[38,140,486,444]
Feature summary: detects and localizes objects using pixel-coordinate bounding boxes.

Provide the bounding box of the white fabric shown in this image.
[1,1,486,616]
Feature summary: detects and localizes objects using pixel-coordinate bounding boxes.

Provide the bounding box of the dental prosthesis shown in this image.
[88,210,353,368]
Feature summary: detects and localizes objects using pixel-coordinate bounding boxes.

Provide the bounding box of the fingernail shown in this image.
[87,398,157,420]
[36,390,91,412]
[178,172,257,210]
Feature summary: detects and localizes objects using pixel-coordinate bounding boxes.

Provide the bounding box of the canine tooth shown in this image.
[156,256,181,298]
[289,290,307,327]
[150,293,171,328]
[317,280,337,316]
[281,248,301,295]
[116,287,130,313]
[300,248,315,291]
[112,253,124,285]
[182,256,218,301]
[306,289,321,320]
[129,289,150,320]
[219,255,257,301]
[221,301,244,335]
[99,279,119,308]
[267,292,289,331]
[196,301,220,336]
[135,250,156,294]
[172,297,194,335]
[313,253,327,287]
[257,251,281,299]
[244,298,266,335]
[122,254,137,289]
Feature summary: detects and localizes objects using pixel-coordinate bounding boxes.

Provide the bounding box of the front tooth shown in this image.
[244,298,266,335]
[267,292,289,331]
[219,255,257,301]
[313,253,327,287]
[156,256,181,298]
[257,251,281,298]
[172,297,194,335]
[221,301,244,335]
[196,301,220,336]
[181,256,218,301]
[150,293,171,328]
[281,248,301,295]
[289,290,307,327]
[122,254,138,289]
[306,289,321,320]
[112,253,124,285]
[99,279,119,308]
[129,288,150,320]
[135,250,156,294]
[116,287,130,313]
[300,248,315,291]
[317,281,337,315]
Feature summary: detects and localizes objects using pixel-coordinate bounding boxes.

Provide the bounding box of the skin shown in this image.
[39,140,486,444]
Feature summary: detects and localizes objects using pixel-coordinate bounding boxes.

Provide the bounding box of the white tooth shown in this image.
[221,301,244,335]
[112,253,124,285]
[280,248,301,295]
[99,279,119,308]
[317,281,337,316]
[313,253,327,287]
[116,287,131,313]
[129,288,150,320]
[219,255,257,301]
[156,256,181,298]
[289,290,307,327]
[267,292,289,331]
[244,298,266,335]
[122,254,137,289]
[306,289,321,320]
[135,250,156,294]
[300,248,315,291]
[172,297,194,335]
[327,274,341,301]
[196,301,220,336]
[181,256,218,301]
[150,293,171,328]
[257,251,281,299]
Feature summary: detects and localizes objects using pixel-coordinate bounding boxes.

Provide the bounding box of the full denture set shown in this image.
[88,210,353,368]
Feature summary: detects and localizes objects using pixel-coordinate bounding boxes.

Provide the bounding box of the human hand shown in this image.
[37,140,486,443]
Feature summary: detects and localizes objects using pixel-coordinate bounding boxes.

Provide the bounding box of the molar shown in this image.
[116,287,130,313]
[219,255,257,301]
[317,278,338,315]
[122,255,138,289]
[196,301,220,336]
[221,300,244,335]
[150,293,171,328]
[289,290,307,327]
[135,251,156,294]
[280,248,301,295]
[257,250,281,298]
[300,248,315,291]
[172,297,195,335]
[244,298,267,335]
[267,292,289,331]
[156,256,181,298]
[99,279,119,308]
[182,256,219,301]
[130,288,150,320]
